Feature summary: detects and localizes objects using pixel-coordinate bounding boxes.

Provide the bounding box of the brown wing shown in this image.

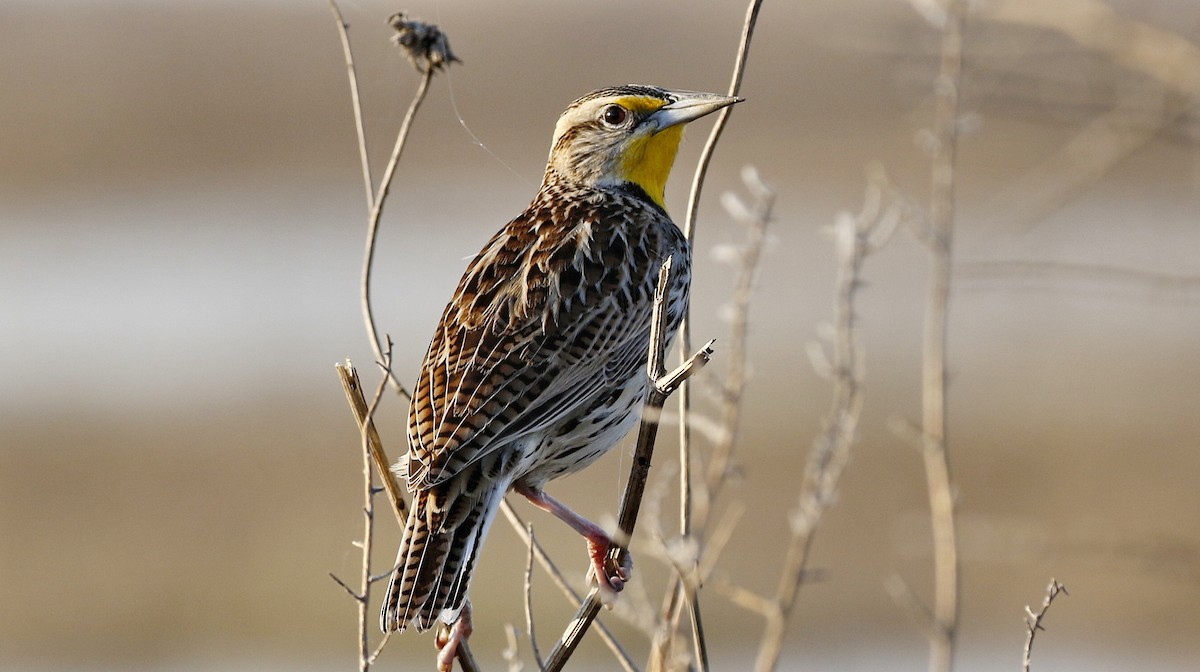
[405,189,686,490]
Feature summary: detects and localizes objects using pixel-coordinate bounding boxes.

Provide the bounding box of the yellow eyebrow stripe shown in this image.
[610,95,667,115]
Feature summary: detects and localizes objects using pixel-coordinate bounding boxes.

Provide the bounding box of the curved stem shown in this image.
[361,67,434,399]
[678,0,762,552]
[663,1,764,665]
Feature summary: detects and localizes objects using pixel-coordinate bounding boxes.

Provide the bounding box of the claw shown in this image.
[434,603,473,672]
[584,534,633,593]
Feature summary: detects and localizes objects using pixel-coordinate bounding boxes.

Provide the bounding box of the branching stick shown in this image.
[1023,579,1069,672]
[337,358,481,672]
[543,258,715,671]
[752,170,901,671]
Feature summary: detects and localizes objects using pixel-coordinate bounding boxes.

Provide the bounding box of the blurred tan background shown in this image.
[2,1,1198,670]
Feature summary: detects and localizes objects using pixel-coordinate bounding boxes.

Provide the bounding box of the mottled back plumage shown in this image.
[380,85,740,642]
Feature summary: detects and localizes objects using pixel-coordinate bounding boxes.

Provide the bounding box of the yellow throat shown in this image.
[619,124,684,210]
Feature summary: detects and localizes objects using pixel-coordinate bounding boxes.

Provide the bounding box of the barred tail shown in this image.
[380,479,505,633]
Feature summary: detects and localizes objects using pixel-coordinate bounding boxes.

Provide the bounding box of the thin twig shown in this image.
[751,166,906,671]
[340,9,458,399]
[670,3,763,665]
[361,66,434,399]
[917,3,967,671]
[700,168,773,522]
[328,8,471,668]
[885,575,942,645]
[523,523,545,671]
[337,358,481,672]
[708,575,774,616]
[1023,579,1068,672]
[337,361,409,526]
[651,167,773,671]
[326,0,375,209]
[501,503,639,672]
[358,352,392,671]
[503,624,524,672]
[678,0,764,537]
[681,0,763,241]
[543,259,714,671]
[454,636,482,672]
[331,346,395,671]
[330,571,363,601]
[366,631,392,667]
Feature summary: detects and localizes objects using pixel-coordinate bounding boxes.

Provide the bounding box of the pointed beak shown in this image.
[645,91,743,133]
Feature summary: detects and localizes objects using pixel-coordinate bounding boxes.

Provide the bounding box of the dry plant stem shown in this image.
[685,591,708,672]
[522,524,545,671]
[328,7,470,668]
[751,179,891,672]
[678,0,763,541]
[649,172,773,672]
[664,2,762,667]
[326,0,419,398]
[326,0,375,210]
[337,362,409,526]
[361,66,434,399]
[502,624,523,672]
[543,260,715,672]
[330,346,408,670]
[453,637,481,672]
[702,177,772,521]
[345,359,391,671]
[500,503,639,672]
[920,3,966,671]
[336,360,480,672]
[680,0,763,241]
[1023,579,1068,672]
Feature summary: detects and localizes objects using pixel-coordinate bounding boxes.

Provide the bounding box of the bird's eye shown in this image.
[601,104,629,127]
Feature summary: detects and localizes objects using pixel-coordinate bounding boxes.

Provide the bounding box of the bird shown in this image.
[380,84,742,669]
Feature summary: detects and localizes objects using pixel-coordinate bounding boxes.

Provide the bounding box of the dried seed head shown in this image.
[388,12,460,74]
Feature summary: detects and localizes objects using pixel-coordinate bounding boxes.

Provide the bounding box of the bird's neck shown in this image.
[539,124,686,212]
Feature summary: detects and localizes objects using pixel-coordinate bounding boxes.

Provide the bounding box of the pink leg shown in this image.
[514,482,631,591]
[435,601,473,672]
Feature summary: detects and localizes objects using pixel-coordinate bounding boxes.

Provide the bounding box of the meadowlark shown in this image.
[380,84,741,667]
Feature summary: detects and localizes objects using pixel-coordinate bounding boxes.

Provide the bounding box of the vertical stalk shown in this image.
[922,3,966,671]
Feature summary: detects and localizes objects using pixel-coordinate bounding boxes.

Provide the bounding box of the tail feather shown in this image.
[380,479,505,633]
[419,490,491,627]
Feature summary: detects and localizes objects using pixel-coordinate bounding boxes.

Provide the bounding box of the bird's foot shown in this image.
[434,603,473,672]
[515,482,632,599]
[584,531,633,596]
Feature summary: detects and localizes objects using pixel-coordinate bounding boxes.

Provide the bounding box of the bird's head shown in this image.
[543,85,742,209]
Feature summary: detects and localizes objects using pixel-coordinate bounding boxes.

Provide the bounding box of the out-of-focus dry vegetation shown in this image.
[2,1,1198,670]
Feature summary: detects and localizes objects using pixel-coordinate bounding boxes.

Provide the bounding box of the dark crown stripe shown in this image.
[567,84,670,109]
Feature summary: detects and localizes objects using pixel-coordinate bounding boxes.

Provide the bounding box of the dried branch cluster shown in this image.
[325,4,472,669]
[1023,579,1068,672]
